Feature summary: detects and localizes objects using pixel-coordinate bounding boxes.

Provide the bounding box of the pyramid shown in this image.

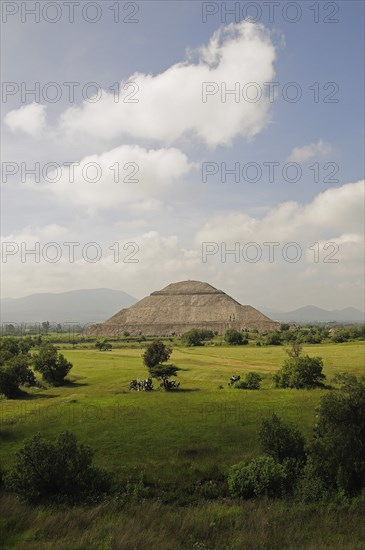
[89,280,279,336]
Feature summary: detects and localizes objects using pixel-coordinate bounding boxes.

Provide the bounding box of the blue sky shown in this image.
[1,1,364,310]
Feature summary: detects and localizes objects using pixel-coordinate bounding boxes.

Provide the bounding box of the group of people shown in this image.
[129,377,181,391]
[129,378,153,391]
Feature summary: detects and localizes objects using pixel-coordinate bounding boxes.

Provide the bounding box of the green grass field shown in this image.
[1,341,365,549]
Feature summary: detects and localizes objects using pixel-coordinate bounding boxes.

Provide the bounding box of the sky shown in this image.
[1,0,364,311]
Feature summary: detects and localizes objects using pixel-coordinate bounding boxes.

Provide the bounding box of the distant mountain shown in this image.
[259,305,365,324]
[0,289,137,324]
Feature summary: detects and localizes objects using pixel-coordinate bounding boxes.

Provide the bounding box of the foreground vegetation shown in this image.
[2,493,364,549]
[0,338,364,548]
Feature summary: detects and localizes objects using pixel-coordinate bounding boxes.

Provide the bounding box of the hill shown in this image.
[259,305,365,324]
[0,288,137,324]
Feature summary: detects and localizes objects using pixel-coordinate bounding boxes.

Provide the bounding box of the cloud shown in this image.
[2,181,364,310]
[25,145,194,210]
[287,139,332,163]
[4,102,47,137]
[195,180,364,244]
[57,21,276,148]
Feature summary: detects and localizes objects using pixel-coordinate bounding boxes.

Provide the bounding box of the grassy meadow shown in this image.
[1,341,365,549]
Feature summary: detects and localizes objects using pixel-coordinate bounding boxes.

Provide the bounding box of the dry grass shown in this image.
[1,493,365,549]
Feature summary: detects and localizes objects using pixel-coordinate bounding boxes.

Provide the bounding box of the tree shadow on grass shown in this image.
[63,380,89,388]
[170,388,201,393]
[0,429,21,441]
[17,391,60,400]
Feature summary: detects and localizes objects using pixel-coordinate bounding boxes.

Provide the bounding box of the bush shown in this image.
[224,329,248,346]
[228,455,287,499]
[350,488,365,513]
[0,356,36,398]
[273,355,326,389]
[95,339,112,351]
[181,329,214,347]
[265,332,282,345]
[294,461,329,503]
[6,431,112,504]
[233,372,262,390]
[259,413,306,463]
[33,344,72,385]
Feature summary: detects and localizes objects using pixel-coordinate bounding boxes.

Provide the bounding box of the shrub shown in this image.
[181,329,214,347]
[6,431,112,504]
[233,372,262,390]
[265,332,282,345]
[181,329,203,347]
[33,344,72,385]
[228,455,287,499]
[294,461,329,503]
[350,488,365,513]
[331,329,350,343]
[259,413,306,463]
[273,355,326,389]
[95,339,112,351]
[224,329,248,346]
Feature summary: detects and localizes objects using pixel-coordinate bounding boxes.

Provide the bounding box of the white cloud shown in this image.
[58,21,276,148]
[2,181,364,310]
[4,102,47,137]
[195,180,364,244]
[25,145,194,210]
[288,139,332,163]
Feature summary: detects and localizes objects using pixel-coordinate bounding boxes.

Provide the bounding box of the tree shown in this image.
[0,337,21,362]
[259,413,306,463]
[142,340,172,369]
[0,339,37,398]
[41,321,50,334]
[33,344,72,385]
[6,431,112,504]
[0,356,36,398]
[309,376,365,495]
[285,341,302,359]
[142,340,179,389]
[148,364,180,390]
[224,329,248,345]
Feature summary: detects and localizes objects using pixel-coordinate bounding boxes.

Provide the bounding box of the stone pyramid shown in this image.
[89,280,279,336]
